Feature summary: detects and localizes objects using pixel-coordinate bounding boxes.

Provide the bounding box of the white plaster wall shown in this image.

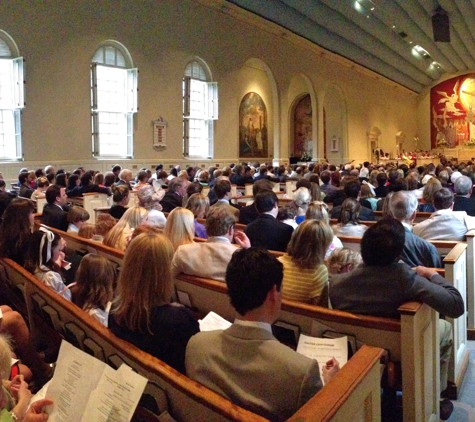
[0,0,419,179]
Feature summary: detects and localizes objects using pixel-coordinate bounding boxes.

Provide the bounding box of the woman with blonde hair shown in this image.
[277,219,333,306]
[332,197,367,237]
[103,206,148,251]
[327,247,362,274]
[137,185,166,228]
[305,202,343,258]
[109,233,199,374]
[71,254,116,327]
[418,177,442,212]
[163,208,195,250]
[185,193,209,238]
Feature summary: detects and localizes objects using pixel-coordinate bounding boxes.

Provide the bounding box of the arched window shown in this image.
[183,60,218,158]
[0,30,23,161]
[91,41,137,158]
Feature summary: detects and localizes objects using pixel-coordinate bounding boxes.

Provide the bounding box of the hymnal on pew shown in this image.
[42,340,147,422]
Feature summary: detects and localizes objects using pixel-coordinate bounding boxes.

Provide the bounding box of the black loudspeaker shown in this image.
[432,9,450,42]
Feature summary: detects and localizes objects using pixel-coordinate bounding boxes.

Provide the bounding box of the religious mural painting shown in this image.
[431,74,475,149]
[292,94,313,158]
[239,92,268,158]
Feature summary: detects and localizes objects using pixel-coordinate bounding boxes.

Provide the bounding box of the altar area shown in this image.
[442,148,475,163]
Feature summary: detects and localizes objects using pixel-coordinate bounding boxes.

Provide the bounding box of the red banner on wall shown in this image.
[430,74,475,149]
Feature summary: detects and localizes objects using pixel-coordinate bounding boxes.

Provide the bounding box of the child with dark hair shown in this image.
[26,227,70,300]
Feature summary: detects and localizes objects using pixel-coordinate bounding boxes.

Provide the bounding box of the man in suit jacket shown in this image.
[160,177,188,212]
[238,179,274,225]
[186,248,339,420]
[171,207,250,281]
[41,184,70,231]
[244,190,293,252]
[329,219,463,419]
[388,191,442,268]
[209,179,239,219]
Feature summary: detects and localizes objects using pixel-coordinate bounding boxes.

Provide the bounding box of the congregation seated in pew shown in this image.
[184,193,209,239]
[414,187,475,241]
[171,207,250,282]
[244,190,294,252]
[186,247,340,421]
[70,253,116,327]
[329,218,464,420]
[41,185,70,232]
[389,191,442,268]
[0,161,475,418]
[331,198,368,237]
[109,232,199,374]
[26,227,71,301]
[278,220,333,306]
[109,185,130,220]
[0,199,35,266]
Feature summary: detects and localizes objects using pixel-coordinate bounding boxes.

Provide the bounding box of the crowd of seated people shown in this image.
[0,157,471,419]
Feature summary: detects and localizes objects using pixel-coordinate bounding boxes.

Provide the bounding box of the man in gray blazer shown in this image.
[185,248,339,420]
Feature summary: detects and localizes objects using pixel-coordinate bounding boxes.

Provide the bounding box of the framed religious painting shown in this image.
[239,92,268,158]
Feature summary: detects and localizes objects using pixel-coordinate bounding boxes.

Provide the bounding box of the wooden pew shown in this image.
[373,210,432,222]
[0,257,385,422]
[443,243,470,397]
[286,180,297,196]
[173,273,439,422]
[82,192,109,225]
[336,235,469,398]
[35,224,470,413]
[36,195,46,214]
[465,231,475,335]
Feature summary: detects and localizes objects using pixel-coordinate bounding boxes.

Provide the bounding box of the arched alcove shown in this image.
[238,58,279,160]
[287,73,317,162]
[367,126,382,161]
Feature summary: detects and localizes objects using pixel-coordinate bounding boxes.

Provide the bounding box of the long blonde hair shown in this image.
[111,233,174,333]
[163,207,195,250]
[287,219,333,269]
[0,334,12,380]
[103,206,147,250]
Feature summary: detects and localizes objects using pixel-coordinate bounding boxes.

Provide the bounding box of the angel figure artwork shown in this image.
[437,80,464,116]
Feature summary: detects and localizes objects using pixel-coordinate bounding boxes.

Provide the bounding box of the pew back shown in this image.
[173,273,439,422]
[0,256,385,422]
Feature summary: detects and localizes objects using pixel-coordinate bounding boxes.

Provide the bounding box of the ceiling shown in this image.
[225,0,475,94]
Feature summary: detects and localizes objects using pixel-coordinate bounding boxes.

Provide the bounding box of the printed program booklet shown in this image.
[42,340,148,422]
